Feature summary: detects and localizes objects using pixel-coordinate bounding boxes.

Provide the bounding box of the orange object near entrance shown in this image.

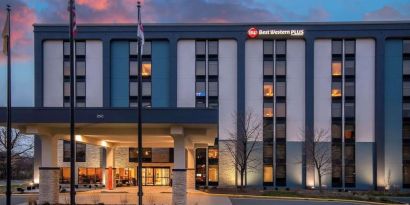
[107,167,113,190]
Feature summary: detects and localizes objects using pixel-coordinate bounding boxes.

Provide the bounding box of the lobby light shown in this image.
[75,135,83,142]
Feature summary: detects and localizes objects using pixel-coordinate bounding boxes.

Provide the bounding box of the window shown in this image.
[332,40,342,55]
[263,41,273,55]
[76,61,86,77]
[404,103,410,118]
[142,62,152,76]
[64,42,71,56]
[404,40,410,54]
[76,82,86,97]
[264,61,273,76]
[195,82,206,97]
[208,41,218,55]
[344,40,355,55]
[276,82,286,97]
[64,82,70,97]
[130,82,138,97]
[130,61,138,76]
[345,60,355,76]
[75,42,86,56]
[345,81,355,97]
[196,41,206,55]
[404,165,410,186]
[345,103,355,118]
[208,82,218,97]
[78,168,102,184]
[404,61,410,75]
[129,148,138,162]
[276,103,286,117]
[276,165,286,180]
[345,165,355,184]
[404,123,410,139]
[208,148,219,159]
[404,82,410,96]
[331,82,342,97]
[129,148,152,163]
[276,123,286,139]
[143,41,151,55]
[208,61,218,76]
[332,103,342,118]
[196,61,206,76]
[263,82,273,97]
[60,167,70,184]
[130,42,138,55]
[208,165,218,182]
[263,165,273,183]
[76,143,86,162]
[64,62,70,77]
[404,144,410,160]
[345,145,355,162]
[276,61,286,76]
[332,62,342,76]
[142,82,151,96]
[276,144,286,161]
[264,103,273,118]
[63,141,70,162]
[275,40,286,55]
[263,146,273,157]
[332,122,342,139]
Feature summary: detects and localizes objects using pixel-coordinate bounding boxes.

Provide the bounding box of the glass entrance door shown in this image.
[154,168,170,185]
[141,167,170,186]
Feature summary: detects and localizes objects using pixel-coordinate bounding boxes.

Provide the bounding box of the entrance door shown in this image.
[142,168,154,185]
[154,168,170,185]
[141,167,170,186]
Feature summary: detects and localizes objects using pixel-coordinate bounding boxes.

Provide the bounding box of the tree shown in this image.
[304,128,332,193]
[225,111,262,190]
[0,127,34,179]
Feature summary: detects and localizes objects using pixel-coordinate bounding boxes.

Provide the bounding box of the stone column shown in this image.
[39,135,59,204]
[171,127,187,205]
[186,148,196,191]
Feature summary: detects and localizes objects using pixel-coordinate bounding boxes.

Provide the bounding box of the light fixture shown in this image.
[75,135,83,142]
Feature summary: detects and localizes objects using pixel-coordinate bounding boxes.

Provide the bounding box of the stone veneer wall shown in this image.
[39,168,60,204]
[172,170,187,205]
[186,169,195,190]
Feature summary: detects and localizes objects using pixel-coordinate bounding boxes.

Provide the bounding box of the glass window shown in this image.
[276,61,286,76]
[332,40,342,55]
[196,99,206,108]
[130,41,138,55]
[404,103,410,118]
[345,60,355,76]
[64,82,70,97]
[404,123,410,139]
[75,42,86,56]
[208,148,218,159]
[345,165,355,184]
[263,82,273,97]
[196,82,206,97]
[404,40,410,54]
[264,61,273,76]
[142,62,152,76]
[208,41,218,55]
[76,143,86,162]
[332,62,342,76]
[404,82,410,96]
[345,123,355,140]
[142,82,151,96]
[276,123,286,139]
[345,103,355,118]
[263,146,273,157]
[331,82,342,97]
[263,165,273,183]
[78,168,88,184]
[76,101,85,108]
[143,41,151,55]
[130,61,138,76]
[332,122,342,139]
[60,167,70,184]
[196,41,206,55]
[275,40,286,55]
[129,148,138,162]
[404,60,410,75]
[345,40,355,55]
[208,165,218,182]
[345,81,355,97]
[276,144,286,160]
[76,61,86,76]
[345,144,355,161]
[263,41,273,55]
[276,165,286,178]
[63,141,70,162]
[63,42,70,56]
[130,82,138,97]
[208,82,218,97]
[196,61,206,76]
[276,103,286,117]
[208,61,218,76]
[76,82,86,97]
[263,121,273,140]
[264,103,273,118]
[332,103,342,117]
[64,61,70,76]
[332,144,342,161]
[276,82,286,97]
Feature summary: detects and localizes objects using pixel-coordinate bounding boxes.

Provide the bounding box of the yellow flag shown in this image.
[2,12,10,55]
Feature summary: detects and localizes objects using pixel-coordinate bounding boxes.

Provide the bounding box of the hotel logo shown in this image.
[247,27,304,39]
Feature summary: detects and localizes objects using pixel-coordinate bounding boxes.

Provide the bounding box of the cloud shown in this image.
[77,0,111,11]
[364,5,410,21]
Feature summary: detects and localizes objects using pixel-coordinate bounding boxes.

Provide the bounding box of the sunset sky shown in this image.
[0,0,409,106]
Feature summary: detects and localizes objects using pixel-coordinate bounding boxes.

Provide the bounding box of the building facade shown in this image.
[2,22,410,195]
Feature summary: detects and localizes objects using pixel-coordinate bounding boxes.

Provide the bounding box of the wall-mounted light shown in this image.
[75,135,83,142]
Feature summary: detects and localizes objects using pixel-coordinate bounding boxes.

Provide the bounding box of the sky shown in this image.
[0,0,410,107]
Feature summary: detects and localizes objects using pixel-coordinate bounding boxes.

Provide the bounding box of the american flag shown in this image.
[137,12,144,53]
[68,0,77,37]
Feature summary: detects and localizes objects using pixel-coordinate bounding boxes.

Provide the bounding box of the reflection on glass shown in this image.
[142,62,152,76]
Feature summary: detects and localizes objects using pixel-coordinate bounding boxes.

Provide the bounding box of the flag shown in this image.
[137,13,144,54]
[2,9,10,55]
[67,0,77,37]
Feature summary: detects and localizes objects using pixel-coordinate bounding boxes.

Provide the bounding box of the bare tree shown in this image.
[304,128,332,193]
[225,111,262,190]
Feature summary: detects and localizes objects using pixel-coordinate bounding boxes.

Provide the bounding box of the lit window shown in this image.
[263,82,273,97]
[332,62,342,76]
[331,82,342,97]
[264,103,273,118]
[196,82,206,97]
[263,165,273,183]
[208,149,218,159]
[208,165,218,182]
[142,62,152,76]
[345,123,355,139]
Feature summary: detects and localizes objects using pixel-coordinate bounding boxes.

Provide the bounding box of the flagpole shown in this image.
[137,2,143,205]
[69,0,76,204]
[6,4,12,205]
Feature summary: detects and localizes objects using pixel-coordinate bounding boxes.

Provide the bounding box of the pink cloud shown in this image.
[364,6,409,21]
[77,0,110,11]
